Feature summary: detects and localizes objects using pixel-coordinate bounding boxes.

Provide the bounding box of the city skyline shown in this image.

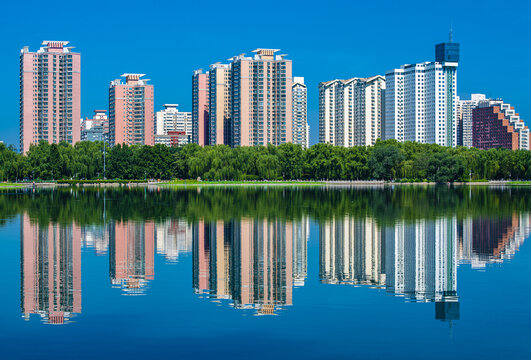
[4,0,530,149]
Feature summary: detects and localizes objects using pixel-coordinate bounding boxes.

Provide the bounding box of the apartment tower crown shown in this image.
[121,73,147,85]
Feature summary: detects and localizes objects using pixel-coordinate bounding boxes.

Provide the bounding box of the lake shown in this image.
[0,186,530,359]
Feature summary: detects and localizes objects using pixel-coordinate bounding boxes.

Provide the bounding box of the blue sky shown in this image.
[3,0,530,148]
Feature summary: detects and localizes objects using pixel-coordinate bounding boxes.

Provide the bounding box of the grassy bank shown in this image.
[157,180,326,186]
[506,181,531,185]
[0,183,28,188]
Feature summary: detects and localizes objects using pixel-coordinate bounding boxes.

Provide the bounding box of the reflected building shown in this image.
[21,214,82,324]
[292,217,309,287]
[193,220,232,299]
[320,216,459,322]
[155,219,192,263]
[81,224,110,255]
[458,213,531,268]
[382,217,459,321]
[109,221,155,295]
[320,217,385,287]
[193,217,308,315]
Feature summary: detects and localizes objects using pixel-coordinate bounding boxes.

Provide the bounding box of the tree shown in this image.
[369,142,404,180]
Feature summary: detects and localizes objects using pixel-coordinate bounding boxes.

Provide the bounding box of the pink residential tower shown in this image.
[19,41,81,154]
[109,74,154,146]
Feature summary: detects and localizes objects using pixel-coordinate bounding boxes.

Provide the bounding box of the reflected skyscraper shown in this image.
[232,218,293,315]
[320,216,459,322]
[155,219,192,263]
[193,218,308,315]
[21,214,82,324]
[109,221,155,295]
[382,217,459,321]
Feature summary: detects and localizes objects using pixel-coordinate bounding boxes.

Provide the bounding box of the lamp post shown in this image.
[103,142,106,180]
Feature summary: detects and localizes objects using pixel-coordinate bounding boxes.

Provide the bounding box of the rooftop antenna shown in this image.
[449,22,453,42]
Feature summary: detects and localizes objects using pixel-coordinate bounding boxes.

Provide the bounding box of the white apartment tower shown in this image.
[384,39,460,147]
[292,77,309,148]
[319,76,385,147]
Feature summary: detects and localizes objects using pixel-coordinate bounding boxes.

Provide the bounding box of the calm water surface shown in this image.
[0,186,530,359]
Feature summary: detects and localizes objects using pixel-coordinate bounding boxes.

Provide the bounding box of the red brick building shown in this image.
[472,105,521,150]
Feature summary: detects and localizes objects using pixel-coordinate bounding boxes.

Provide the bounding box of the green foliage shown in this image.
[0,140,530,182]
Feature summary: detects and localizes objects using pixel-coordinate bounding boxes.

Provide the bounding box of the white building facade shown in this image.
[384,41,459,147]
[319,76,385,147]
[292,77,309,148]
[385,62,458,147]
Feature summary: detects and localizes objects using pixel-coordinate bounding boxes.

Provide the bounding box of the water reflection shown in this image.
[320,217,459,321]
[155,219,192,263]
[193,217,309,315]
[458,215,529,268]
[319,213,531,322]
[109,221,155,295]
[21,214,81,324]
[15,187,531,325]
[81,225,109,256]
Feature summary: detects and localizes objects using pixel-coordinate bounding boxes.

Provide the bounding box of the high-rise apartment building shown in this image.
[231,49,293,146]
[154,104,192,146]
[193,49,298,147]
[319,76,385,147]
[81,109,108,142]
[20,41,81,154]
[456,94,486,147]
[208,63,232,145]
[192,70,209,146]
[384,39,459,147]
[109,74,154,146]
[472,101,529,151]
[292,77,309,148]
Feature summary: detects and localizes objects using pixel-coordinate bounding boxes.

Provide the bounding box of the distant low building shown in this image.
[81,110,108,142]
[154,131,189,147]
[155,104,192,146]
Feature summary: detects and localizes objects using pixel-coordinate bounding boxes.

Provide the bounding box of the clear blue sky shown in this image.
[3,0,530,149]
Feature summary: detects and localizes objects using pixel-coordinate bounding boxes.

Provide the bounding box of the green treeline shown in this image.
[1,186,529,226]
[1,139,530,182]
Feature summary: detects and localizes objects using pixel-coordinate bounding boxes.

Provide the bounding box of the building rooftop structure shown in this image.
[111,73,150,86]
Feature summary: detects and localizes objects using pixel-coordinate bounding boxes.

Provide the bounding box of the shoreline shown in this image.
[1,180,530,189]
